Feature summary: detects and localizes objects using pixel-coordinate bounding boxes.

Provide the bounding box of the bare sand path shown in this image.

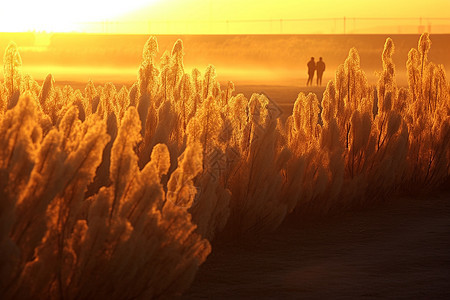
[184,192,450,299]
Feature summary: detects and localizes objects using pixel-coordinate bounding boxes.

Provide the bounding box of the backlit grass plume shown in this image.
[0,33,449,298]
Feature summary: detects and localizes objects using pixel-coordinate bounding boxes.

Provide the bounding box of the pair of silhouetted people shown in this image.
[306,57,326,86]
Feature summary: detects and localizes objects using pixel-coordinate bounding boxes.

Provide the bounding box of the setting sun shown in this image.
[0,0,158,32]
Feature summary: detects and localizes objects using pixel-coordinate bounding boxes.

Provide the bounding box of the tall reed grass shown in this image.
[0,33,448,298]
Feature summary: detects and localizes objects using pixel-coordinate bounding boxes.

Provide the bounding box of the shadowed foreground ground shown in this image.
[184,192,450,299]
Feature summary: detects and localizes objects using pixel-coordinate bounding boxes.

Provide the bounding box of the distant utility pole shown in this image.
[419,17,424,33]
[344,16,346,34]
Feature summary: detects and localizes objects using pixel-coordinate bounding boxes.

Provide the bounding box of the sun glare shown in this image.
[0,0,158,32]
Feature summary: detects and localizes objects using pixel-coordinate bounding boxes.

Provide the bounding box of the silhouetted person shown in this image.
[316,57,326,86]
[306,57,316,86]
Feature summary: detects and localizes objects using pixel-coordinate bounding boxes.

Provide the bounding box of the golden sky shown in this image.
[1,0,449,33]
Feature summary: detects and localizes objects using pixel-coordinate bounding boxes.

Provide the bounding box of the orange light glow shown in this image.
[0,0,449,294]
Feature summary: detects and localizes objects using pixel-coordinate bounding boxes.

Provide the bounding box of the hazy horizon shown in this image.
[1,33,449,87]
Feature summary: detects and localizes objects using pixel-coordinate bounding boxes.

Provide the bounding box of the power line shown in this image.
[74,17,450,34]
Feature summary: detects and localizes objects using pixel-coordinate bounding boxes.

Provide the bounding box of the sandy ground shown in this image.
[183,192,450,299]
